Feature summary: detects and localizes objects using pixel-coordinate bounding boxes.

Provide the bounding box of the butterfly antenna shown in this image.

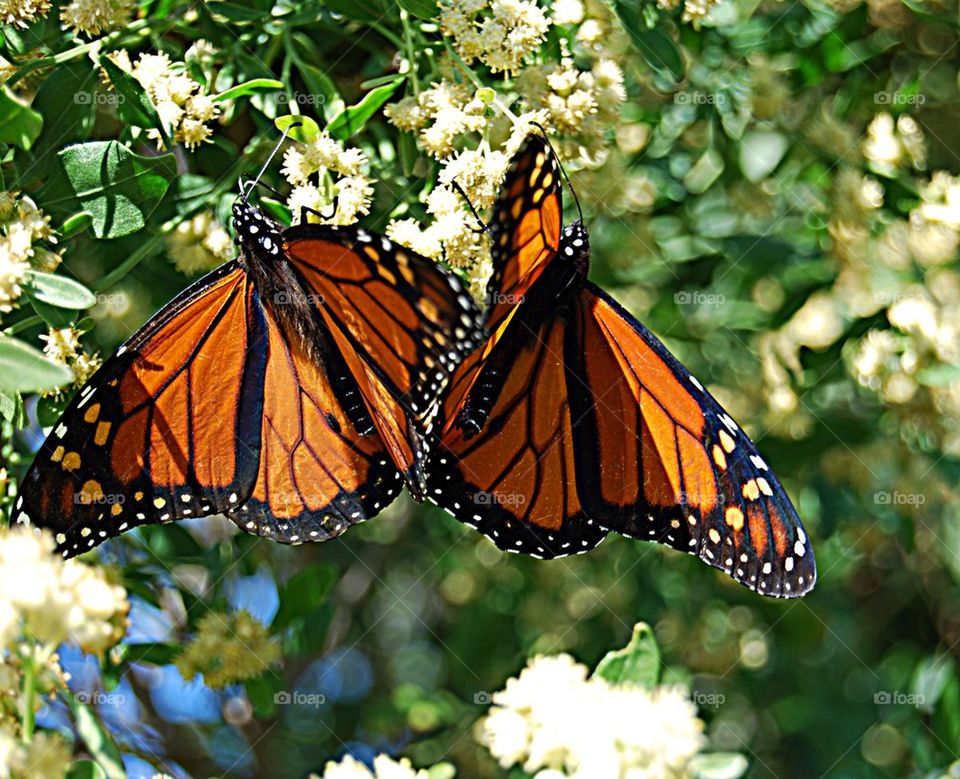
[241,121,303,203]
[451,179,489,233]
[529,122,584,223]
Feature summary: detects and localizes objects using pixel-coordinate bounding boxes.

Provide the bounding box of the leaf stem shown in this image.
[21,648,36,742]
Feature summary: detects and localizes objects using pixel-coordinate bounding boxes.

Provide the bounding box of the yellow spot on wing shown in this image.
[62,452,81,472]
[709,528,721,544]
[94,421,112,446]
[110,503,123,516]
[712,445,727,470]
[725,506,745,531]
[51,446,65,463]
[742,479,761,501]
[719,429,736,453]
[83,403,101,423]
[757,477,774,496]
[153,497,166,508]
[79,480,104,505]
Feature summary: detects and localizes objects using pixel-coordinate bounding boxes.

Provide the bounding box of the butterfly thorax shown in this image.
[232,201,329,361]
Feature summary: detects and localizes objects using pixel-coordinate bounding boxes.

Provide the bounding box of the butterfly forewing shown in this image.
[15,262,267,556]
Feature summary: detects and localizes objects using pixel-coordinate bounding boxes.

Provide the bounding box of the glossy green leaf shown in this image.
[214,78,285,102]
[101,57,169,145]
[66,761,107,779]
[0,337,73,393]
[594,623,661,689]
[0,86,42,149]
[56,141,176,239]
[326,78,403,140]
[23,270,96,310]
[69,700,126,779]
[397,0,437,18]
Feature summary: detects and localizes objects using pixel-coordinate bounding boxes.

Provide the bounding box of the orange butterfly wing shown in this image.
[570,285,816,597]
[284,227,483,498]
[429,306,606,558]
[14,262,267,555]
[228,301,401,543]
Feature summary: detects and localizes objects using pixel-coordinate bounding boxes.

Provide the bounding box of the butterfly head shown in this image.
[232,201,284,259]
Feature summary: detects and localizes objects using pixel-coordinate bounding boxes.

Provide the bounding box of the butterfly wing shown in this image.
[227,300,402,543]
[428,303,607,558]
[486,133,562,332]
[568,284,816,597]
[14,262,267,556]
[283,226,483,498]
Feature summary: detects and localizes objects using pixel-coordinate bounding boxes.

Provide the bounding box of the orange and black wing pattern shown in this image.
[283,225,484,498]
[485,134,562,332]
[428,304,607,558]
[569,285,816,597]
[227,299,400,543]
[14,262,267,556]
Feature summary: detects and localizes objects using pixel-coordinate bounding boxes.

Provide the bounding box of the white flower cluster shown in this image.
[281,132,374,227]
[441,0,551,74]
[40,326,102,390]
[0,729,72,779]
[0,192,58,315]
[60,0,133,36]
[110,51,220,150]
[480,654,706,778]
[0,0,50,28]
[862,113,926,175]
[166,209,234,275]
[0,527,128,655]
[313,754,438,778]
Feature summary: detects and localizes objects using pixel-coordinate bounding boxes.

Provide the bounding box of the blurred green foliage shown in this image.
[2,0,960,776]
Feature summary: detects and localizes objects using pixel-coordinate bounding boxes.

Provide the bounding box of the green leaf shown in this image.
[326,78,403,140]
[214,78,285,103]
[205,1,267,21]
[23,270,96,310]
[322,0,385,21]
[0,337,73,393]
[275,114,322,143]
[69,700,126,779]
[31,298,80,328]
[273,563,338,629]
[37,392,72,427]
[397,0,437,18]
[0,86,43,149]
[613,3,684,82]
[56,141,176,239]
[594,622,661,689]
[118,642,179,666]
[0,390,26,427]
[688,753,750,779]
[66,761,107,779]
[739,130,788,183]
[100,58,169,145]
[61,212,94,239]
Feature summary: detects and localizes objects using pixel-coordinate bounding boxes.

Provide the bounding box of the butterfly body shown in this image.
[430,133,816,598]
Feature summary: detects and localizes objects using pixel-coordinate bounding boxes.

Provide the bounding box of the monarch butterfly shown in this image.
[429,131,816,598]
[13,177,483,558]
